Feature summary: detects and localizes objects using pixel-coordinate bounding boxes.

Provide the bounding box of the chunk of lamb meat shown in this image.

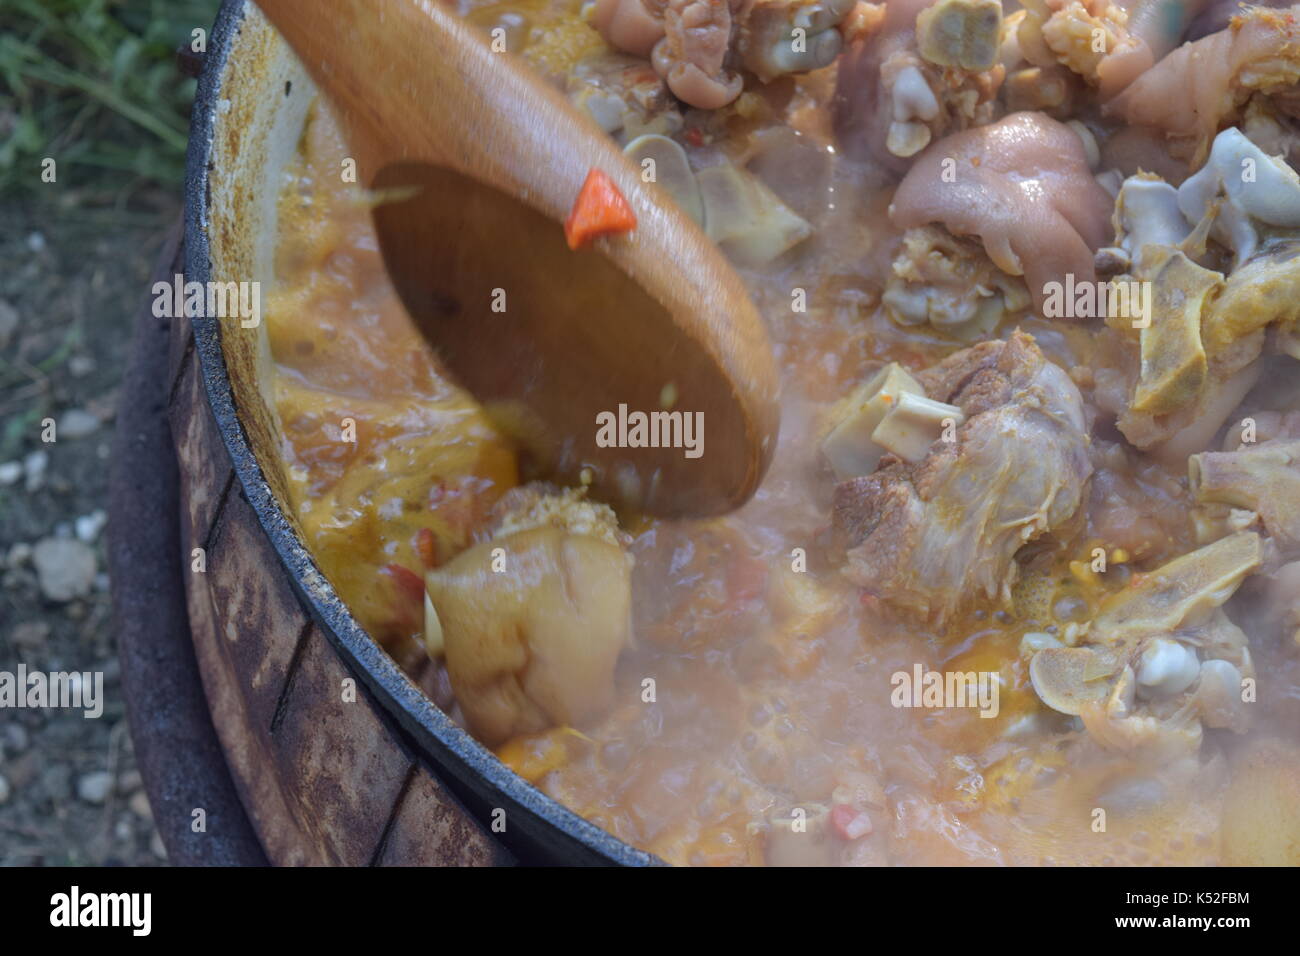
[593,0,858,109]
[832,331,1093,623]
[565,54,683,139]
[1189,0,1295,38]
[1106,5,1300,165]
[423,485,633,746]
[1191,438,1300,558]
[1097,138,1300,458]
[889,112,1113,314]
[1030,532,1262,758]
[833,0,1007,170]
[654,0,744,108]
[1017,0,1211,98]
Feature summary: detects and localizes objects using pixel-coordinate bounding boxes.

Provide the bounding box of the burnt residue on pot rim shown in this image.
[184,0,657,867]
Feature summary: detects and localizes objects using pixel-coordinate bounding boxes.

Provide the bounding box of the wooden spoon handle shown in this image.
[257,0,625,213]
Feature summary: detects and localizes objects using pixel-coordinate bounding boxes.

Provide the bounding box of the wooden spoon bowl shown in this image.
[255,0,779,516]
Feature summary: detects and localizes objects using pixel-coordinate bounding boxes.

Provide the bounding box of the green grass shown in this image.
[0,0,220,205]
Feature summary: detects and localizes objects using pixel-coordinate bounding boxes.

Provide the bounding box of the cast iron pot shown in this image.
[181,0,655,866]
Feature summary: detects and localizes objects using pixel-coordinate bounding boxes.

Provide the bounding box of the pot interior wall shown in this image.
[188,0,655,865]
[203,3,307,529]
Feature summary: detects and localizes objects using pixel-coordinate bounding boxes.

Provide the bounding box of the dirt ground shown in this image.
[0,199,179,865]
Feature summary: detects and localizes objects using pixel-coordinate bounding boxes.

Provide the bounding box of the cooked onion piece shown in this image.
[623,132,705,225]
[695,162,812,264]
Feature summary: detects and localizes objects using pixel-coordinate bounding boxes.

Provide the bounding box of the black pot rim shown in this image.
[184,0,656,867]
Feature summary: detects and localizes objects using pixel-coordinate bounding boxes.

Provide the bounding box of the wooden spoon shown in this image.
[254,0,779,517]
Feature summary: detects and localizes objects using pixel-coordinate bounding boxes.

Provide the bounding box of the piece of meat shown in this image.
[1101,163,1300,456]
[1100,125,1191,184]
[424,486,633,745]
[653,0,744,108]
[1107,5,1300,165]
[1087,441,1191,563]
[1106,0,1214,92]
[565,53,682,138]
[832,330,1093,623]
[594,0,858,108]
[593,0,671,57]
[1031,532,1262,758]
[1019,0,1128,86]
[832,0,1005,170]
[1264,560,1300,643]
[1018,0,1211,98]
[1191,438,1300,556]
[738,0,859,81]
[881,225,1031,338]
[1189,0,1296,39]
[889,112,1113,314]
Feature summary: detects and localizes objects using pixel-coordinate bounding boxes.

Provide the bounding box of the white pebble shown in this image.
[58,409,100,440]
[75,510,107,543]
[129,791,153,820]
[32,537,96,602]
[23,450,48,492]
[77,770,113,805]
[0,461,20,486]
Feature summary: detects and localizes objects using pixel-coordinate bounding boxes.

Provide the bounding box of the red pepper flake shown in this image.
[415,528,439,571]
[563,168,637,250]
[684,127,705,148]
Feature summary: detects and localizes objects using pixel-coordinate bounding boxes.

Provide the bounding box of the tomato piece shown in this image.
[378,563,426,637]
[831,803,874,841]
[563,168,637,250]
[381,562,425,603]
[415,527,439,570]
